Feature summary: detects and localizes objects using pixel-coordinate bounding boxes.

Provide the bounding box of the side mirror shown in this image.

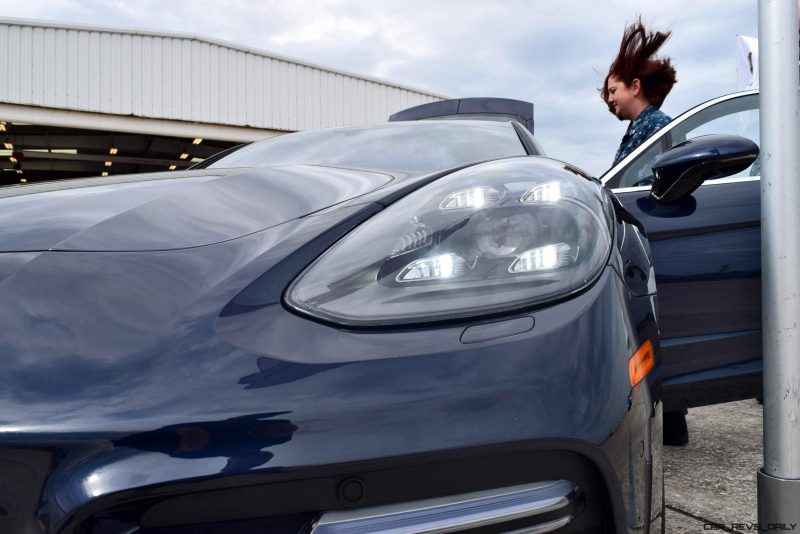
[650,134,759,204]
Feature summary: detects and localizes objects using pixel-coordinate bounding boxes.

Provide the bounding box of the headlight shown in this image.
[286,157,614,326]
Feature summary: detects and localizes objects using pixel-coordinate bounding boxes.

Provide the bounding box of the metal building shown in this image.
[0,17,447,184]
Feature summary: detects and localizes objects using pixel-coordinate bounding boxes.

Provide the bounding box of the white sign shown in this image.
[737,35,759,90]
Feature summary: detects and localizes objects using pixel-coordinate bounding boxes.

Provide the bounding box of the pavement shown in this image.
[664,399,762,533]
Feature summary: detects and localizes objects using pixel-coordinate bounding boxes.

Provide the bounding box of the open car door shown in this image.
[602,92,762,411]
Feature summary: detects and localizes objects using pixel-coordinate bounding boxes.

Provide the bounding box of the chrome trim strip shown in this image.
[611,175,761,195]
[611,185,650,194]
[505,514,576,534]
[600,90,759,186]
[310,480,579,534]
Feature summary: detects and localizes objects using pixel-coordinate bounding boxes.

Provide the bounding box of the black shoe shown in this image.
[663,410,689,446]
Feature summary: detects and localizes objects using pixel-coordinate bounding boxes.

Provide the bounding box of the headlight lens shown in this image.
[287,157,614,326]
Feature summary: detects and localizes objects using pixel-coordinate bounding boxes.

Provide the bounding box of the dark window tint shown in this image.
[208,122,527,173]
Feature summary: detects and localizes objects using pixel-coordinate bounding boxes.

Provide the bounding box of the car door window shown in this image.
[616,138,668,188]
[670,96,760,179]
[613,94,760,188]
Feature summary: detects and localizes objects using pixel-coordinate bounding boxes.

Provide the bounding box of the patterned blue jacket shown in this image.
[612,105,672,167]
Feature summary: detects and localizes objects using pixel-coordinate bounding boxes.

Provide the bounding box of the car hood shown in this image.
[0,165,393,252]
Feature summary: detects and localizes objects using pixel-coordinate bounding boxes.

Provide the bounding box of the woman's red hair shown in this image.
[601,17,677,110]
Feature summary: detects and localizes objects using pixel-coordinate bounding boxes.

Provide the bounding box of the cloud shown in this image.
[0,0,758,175]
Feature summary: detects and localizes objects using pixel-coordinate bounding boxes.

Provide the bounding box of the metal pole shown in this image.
[758,0,800,527]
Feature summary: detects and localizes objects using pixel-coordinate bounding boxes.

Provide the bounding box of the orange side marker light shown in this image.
[629,340,654,387]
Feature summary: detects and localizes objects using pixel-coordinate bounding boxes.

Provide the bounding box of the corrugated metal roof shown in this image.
[0,17,447,132]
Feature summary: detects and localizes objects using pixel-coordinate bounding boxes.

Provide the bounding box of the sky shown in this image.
[0,0,759,177]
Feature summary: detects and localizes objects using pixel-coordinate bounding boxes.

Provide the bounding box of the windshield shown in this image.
[207,121,528,173]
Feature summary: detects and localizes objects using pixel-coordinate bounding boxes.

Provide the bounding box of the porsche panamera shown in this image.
[0,97,758,533]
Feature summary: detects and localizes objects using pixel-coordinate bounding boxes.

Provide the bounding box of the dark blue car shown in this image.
[0,97,757,533]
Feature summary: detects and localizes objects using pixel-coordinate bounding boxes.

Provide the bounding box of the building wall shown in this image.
[0,18,446,132]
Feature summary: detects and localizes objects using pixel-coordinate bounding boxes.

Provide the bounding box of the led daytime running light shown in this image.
[521,181,566,203]
[397,254,470,282]
[439,187,500,210]
[509,243,579,273]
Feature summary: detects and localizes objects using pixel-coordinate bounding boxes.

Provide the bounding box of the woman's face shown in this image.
[606,75,639,121]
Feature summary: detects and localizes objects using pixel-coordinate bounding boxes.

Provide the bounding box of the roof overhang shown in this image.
[0,103,284,143]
